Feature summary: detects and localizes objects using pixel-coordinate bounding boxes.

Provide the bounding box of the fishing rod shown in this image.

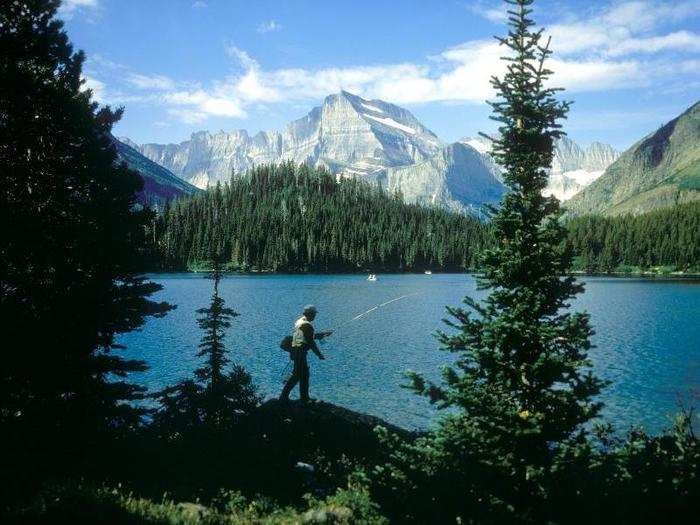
[279,292,420,380]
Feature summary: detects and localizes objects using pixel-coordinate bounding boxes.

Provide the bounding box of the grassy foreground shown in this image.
[7,482,386,525]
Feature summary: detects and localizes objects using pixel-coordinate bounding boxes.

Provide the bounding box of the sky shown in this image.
[60,0,700,150]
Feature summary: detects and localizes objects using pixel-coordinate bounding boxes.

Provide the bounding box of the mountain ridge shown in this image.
[113,138,199,207]
[386,141,505,215]
[130,91,443,188]
[565,101,700,216]
[124,91,620,213]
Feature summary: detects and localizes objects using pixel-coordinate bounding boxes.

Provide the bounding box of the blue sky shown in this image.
[61,0,700,150]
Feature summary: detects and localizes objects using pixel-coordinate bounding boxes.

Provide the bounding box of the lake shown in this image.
[119,273,700,433]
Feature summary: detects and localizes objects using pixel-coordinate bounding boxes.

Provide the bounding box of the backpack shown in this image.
[279,335,293,353]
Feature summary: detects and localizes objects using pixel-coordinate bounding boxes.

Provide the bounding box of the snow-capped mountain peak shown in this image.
[131,91,444,189]
[125,92,618,213]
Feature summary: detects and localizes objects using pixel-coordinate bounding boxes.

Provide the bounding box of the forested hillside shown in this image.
[154,163,491,272]
[567,202,700,273]
[152,163,699,275]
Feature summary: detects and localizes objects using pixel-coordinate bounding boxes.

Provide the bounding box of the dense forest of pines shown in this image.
[151,167,700,275]
[566,202,700,273]
[153,163,491,272]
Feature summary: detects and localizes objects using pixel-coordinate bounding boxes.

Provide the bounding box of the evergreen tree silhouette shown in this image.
[0,0,172,446]
[154,258,259,433]
[153,163,492,273]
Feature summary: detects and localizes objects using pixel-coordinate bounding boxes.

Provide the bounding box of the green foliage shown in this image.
[372,1,608,521]
[602,411,700,522]
[567,202,700,273]
[150,162,699,276]
[153,262,261,434]
[1,3,697,524]
[0,0,172,488]
[7,481,388,524]
[153,163,491,273]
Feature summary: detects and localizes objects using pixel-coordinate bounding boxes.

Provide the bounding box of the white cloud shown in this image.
[225,44,258,69]
[126,73,176,90]
[549,58,645,92]
[90,0,699,126]
[167,108,208,124]
[58,0,99,19]
[234,68,282,103]
[603,0,700,30]
[547,0,700,57]
[203,39,643,107]
[257,20,282,34]
[81,75,105,102]
[608,31,700,56]
[192,1,207,8]
[164,90,246,119]
[466,1,507,23]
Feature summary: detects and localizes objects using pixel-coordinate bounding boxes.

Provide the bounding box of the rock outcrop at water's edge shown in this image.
[244,399,415,461]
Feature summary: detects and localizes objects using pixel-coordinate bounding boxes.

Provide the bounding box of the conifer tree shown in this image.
[152,163,491,273]
[384,0,607,521]
[154,258,259,433]
[0,0,172,443]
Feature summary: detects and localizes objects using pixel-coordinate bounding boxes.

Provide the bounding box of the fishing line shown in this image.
[332,292,421,331]
[278,292,420,382]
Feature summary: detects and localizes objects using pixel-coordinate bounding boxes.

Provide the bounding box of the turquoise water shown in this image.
[119,274,700,433]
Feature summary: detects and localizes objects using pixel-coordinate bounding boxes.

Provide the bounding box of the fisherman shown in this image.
[280,305,332,402]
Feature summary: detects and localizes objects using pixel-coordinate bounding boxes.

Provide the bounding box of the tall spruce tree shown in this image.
[194,260,260,426]
[386,0,607,521]
[0,0,172,447]
[154,259,259,433]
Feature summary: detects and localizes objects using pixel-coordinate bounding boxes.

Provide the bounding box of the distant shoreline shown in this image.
[143,268,700,280]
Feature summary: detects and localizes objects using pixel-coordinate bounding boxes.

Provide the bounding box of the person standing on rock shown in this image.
[280,305,332,402]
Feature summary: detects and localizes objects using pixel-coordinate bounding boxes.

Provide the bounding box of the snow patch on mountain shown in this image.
[563,169,604,186]
[462,137,492,156]
[363,114,417,134]
[361,102,384,114]
[458,136,617,201]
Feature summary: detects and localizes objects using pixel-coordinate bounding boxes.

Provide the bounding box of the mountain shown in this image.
[130,91,443,188]
[124,92,507,214]
[124,91,617,213]
[386,142,505,215]
[113,138,199,207]
[461,136,619,201]
[566,102,700,216]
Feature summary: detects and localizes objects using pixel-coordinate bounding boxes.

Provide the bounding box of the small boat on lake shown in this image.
[367,274,377,281]
[424,270,432,275]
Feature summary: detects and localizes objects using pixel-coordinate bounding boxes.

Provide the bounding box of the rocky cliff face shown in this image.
[125,91,618,213]
[130,91,442,189]
[566,101,700,216]
[552,137,618,176]
[113,138,199,207]
[385,142,505,215]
